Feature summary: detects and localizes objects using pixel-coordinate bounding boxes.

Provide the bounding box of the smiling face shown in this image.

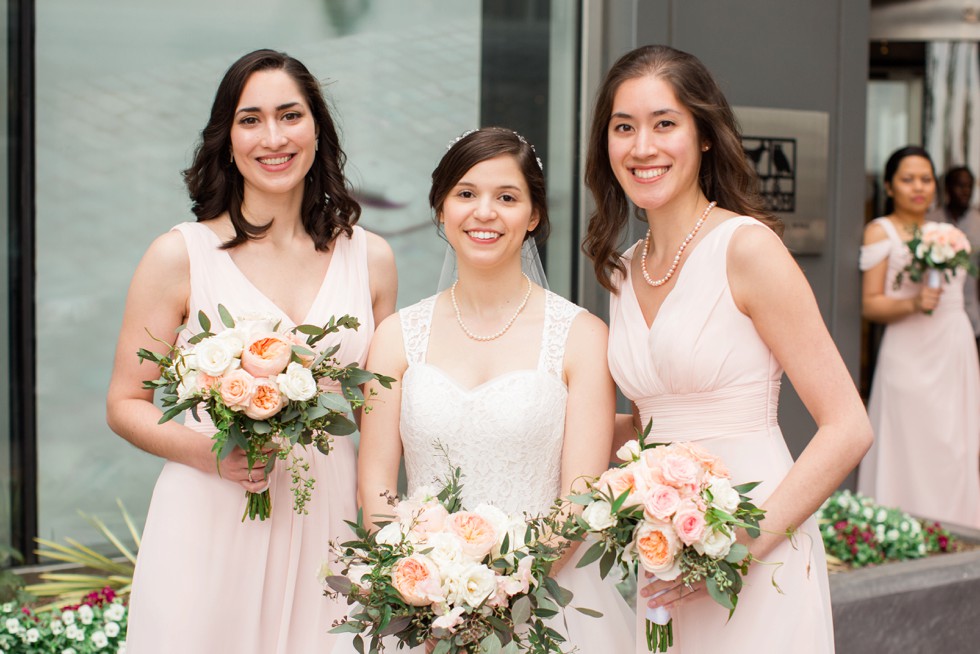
[230,69,318,201]
[606,74,706,214]
[439,154,539,270]
[887,155,936,216]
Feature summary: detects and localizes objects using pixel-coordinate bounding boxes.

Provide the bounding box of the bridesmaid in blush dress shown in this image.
[582,45,872,652]
[106,50,397,653]
[858,146,980,527]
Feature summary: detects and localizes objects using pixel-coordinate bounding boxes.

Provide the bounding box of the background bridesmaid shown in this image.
[106,49,396,653]
[583,45,872,652]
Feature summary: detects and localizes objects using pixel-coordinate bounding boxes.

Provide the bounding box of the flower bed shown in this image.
[0,589,127,654]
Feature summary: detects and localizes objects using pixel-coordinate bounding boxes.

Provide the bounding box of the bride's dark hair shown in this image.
[583,45,780,292]
[429,127,550,245]
[183,49,360,250]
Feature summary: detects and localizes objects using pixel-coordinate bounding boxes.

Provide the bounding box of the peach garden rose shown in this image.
[241,333,293,378]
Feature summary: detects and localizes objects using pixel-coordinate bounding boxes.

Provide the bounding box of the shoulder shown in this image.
[862,218,889,245]
[143,229,191,272]
[558,297,608,351]
[726,218,788,269]
[362,228,396,273]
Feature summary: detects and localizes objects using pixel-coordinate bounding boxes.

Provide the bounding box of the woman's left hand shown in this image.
[640,572,705,611]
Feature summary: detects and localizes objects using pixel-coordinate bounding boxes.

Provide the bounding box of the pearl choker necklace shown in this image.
[640,201,717,287]
[451,273,532,342]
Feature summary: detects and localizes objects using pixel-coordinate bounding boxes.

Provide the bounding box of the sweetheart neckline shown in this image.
[407,362,567,395]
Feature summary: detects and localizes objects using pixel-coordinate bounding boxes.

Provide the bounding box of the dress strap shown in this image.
[537,291,585,378]
[400,295,438,365]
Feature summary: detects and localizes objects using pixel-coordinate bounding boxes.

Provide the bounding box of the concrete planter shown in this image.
[830,524,980,653]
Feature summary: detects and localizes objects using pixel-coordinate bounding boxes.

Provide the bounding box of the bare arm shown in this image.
[553,312,617,571]
[105,232,217,473]
[357,313,408,529]
[861,221,940,323]
[729,225,873,559]
[365,230,398,327]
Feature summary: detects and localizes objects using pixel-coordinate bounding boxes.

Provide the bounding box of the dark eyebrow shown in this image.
[610,108,681,121]
[235,101,301,115]
[456,181,524,193]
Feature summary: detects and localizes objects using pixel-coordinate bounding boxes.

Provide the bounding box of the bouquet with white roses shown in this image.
[894,222,977,306]
[138,305,393,521]
[557,424,765,652]
[325,467,588,653]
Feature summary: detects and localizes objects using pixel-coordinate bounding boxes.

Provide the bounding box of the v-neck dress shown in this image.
[125,221,375,654]
[608,216,834,653]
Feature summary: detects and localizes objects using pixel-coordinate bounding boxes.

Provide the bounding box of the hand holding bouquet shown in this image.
[558,424,765,652]
[326,467,589,653]
[138,306,393,521]
[895,222,977,308]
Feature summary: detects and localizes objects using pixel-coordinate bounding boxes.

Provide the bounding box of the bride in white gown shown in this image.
[355,127,635,652]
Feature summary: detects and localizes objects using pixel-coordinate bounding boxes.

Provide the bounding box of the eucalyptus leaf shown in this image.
[217,304,235,328]
[706,576,734,610]
[198,310,211,333]
[725,543,749,564]
[319,392,353,413]
[575,541,606,569]
[511,595,531,625]
[574,606,604,618]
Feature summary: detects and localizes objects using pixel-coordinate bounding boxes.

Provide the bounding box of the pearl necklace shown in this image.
[451,273,532,342]
[640,201,717,287]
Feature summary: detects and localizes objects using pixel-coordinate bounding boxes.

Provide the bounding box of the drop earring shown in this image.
[229,149,235,164]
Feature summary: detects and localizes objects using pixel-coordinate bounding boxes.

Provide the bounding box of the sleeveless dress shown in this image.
[608,217,835,653]
[125,221,375,654]
[398,290,635,652]
[857,217,980,527]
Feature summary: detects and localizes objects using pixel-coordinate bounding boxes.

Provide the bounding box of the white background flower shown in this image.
[695,526,736,559]
[104,622,120,638]
[193,337,240,376]
[375,522,404,546]
[583,500,617,531]
[277,362,317,402]
[708,478,740,514]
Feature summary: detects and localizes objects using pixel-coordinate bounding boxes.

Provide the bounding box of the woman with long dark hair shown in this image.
[106,49,396,652]
[585,45,871,651]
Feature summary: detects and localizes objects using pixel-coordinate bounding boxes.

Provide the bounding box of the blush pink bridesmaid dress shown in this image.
[124,221,375,654]
[608,216,835,653]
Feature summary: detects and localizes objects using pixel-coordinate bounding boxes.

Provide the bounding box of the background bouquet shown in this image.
[326,467,588,653]
[895,222,977,296]
[558,425,765,652]
[138,306,392,520]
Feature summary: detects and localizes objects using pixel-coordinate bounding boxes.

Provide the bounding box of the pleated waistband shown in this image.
[635,381,780,442]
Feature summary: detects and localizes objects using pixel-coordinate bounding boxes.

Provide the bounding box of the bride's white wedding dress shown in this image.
[394,290,635,652]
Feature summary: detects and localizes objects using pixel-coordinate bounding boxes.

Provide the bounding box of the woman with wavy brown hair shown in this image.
[584,45,871,652]
[107,49,396,653]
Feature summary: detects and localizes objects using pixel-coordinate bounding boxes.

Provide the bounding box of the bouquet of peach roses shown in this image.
[325,467,587,653]
[138,306,392,521]
[895,222,977,296]
[557,424,765,652]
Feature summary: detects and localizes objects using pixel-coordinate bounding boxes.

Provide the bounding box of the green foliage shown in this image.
[0,590,127,653]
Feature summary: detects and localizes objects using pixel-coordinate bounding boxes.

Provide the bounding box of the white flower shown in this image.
[876,509,887,523]
[26,628,39,643]
[918,542,926,555]
[234,313,279,336]
[4,618,18,633]
[375,522,404,546]
[835,494,849,507]
[911,521,922,535]
[875,524,886,541]
[899,521,910,532]
[50,619,64,635]
[347,564,374,590]
[431,606,467,634]
[616,439,641,462]
[276,362,317,402]
[104,622,120,638]
[61,610,75,625]
[407,484,441,503]
[63,649,77,654]
[65,624,81,639]
[582,500,617,531]
[862,507,874,520]
[177,370,202,400]
[708,478,740,514]
[77,605,94,625]
[91,630,108,649]
[695,526,736,559]
[193,337,240,376]
[214,327,247,354]
[886,529,899,542]
[2,602,13,612]
[823,524,835,536]
[103,604,126,622]
[424,531,465,568]
[447,562,497,608]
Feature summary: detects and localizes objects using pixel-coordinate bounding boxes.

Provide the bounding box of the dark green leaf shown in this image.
[324,414,358,436]
[543,577,573,607]
[329,622,364,634]
[319,392,353,413]
[706,576,734,610]
[598,548,616,579]
[574,606,604,618]
[576,541,606,569]
[217,304,235,328]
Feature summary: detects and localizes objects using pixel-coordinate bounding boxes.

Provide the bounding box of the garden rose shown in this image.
[241,333,293,378]
[450,562,498,608]
[245,379,285,420]
[447,511,498,559]
[194,336,240,376]
[672,501,707,545]
[659,452,701,489]
[583,500,617,531]
[235,313,279,336]
[695,526,736,559]
[616,439,641,462]
[635,522,681,580]
[276,362,317,402]
[214,327,247,354]
[424,531,465,568]
[642,483,681,522]
[708,478,740,514]
[391,554,441,606]
[375,522,404,546]
[218,369,256,411]
[598,466,642,507]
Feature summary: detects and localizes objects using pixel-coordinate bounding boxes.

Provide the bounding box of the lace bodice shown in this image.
[398,291,583,517]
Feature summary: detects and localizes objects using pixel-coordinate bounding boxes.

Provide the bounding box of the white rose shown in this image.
[695,526,736,559]
[177,370,202,401]
[235,313,280,336]
[424,531,465,568]
[347,564,374,590]
[104,622,120,638]
[450,563,498,608]
[708,478,740,514]
[193,337,240,376]
[616,439,642,462]
[375,523,404,546]
[276,362,317,402]
[582,500,617,531]
[214,327,247,354]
